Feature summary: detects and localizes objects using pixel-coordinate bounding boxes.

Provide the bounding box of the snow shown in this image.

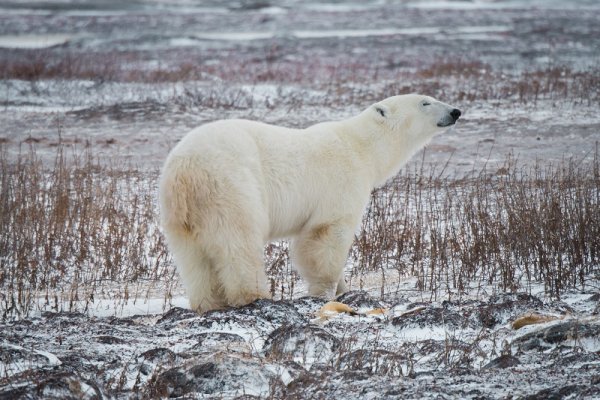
[1,0,599,397]
[407,0,600,10]
[188,26,511,42]
[0,34,74,49]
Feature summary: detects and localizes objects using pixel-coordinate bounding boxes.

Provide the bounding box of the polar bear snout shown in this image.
[437,108,462,127]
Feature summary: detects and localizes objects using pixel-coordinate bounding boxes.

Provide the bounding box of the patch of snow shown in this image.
[0,34,73,49]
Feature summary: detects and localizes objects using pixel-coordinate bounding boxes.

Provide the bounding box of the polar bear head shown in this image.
[371,94,461,138]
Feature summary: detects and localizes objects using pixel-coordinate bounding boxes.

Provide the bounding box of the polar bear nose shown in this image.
[450,109,461,121]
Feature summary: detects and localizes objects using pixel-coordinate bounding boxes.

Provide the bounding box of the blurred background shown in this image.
[1,0,598,171]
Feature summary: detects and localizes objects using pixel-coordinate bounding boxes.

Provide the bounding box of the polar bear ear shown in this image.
[374,104,389,118]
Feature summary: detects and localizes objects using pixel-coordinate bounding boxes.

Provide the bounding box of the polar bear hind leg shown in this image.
[210,228,270,308]
[166,233,226,312]
[167,212,269,311]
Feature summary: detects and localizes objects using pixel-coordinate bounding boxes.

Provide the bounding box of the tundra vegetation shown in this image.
[1,2,599,397]
[1,132,598,319]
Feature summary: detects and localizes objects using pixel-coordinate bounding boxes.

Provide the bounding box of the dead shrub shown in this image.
[1,144,598,319]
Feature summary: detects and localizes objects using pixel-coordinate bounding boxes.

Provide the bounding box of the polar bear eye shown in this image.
[422,101,431,106]
[375,106,386,117]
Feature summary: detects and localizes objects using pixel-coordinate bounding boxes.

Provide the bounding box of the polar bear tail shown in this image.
[158,156,205,235]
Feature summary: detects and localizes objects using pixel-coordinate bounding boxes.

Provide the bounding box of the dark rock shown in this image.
[0,342,51,366]
[335,290,386,309]
[107,314,152,326]
[36,372,103,399]
[140,347,178,364]
[231,298,307,325]
[0,370,103,400]
[0,385,28,399]
[483,354,520,369]
[264,324,340,365]
[441,299,488,327]
[38,311,87,328]
[477,292,545,328]
[188,332,249,354]
[588,292,600,302]
[154,367,195,397]
[522,384,587,400]
[195,331,246,347]
[197,299,307,332]
[513,321,600,351]
[581,386,600,398]
[151,356,275,398]
[554,351,600,367]
[134,348,181,378]
[156,307,199,324]
[59,353,101,375]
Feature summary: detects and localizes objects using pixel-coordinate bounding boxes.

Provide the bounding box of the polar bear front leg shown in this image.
[291,221,355,299]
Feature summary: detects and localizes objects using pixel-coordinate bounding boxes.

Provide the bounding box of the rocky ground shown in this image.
[1,1,600,398]
[1,285,599,399]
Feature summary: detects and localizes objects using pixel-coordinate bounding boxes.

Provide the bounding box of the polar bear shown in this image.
[159,94,461,312]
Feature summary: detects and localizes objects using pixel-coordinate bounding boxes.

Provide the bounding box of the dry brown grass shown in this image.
[0,145,173,319]
[2,49,599,107]
[1,144,598,319]
[350,147,600,300]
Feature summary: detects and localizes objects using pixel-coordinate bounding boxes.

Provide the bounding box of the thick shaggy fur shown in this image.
[159,94,460,312]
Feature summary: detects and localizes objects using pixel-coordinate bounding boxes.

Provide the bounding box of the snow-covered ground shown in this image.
[1,0,599,398]
[2,274,599,398]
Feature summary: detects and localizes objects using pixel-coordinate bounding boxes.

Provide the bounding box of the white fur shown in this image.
[159,94,459,312]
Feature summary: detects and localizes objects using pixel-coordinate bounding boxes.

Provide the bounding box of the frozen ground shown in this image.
[1,277,600,398]
[1,0,599,398]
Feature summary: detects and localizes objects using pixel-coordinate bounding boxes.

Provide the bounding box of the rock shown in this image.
[138,347,179,376]
[155,307,199,325]
[588,292,600,302]
[0,370,103,400]
[477,293,544,328]
[264,324,340,366]
[228,299,307,326]
[521,384,600,400]
[513,321,600,351]
[188,332,250,355]
[335,291,386,310]
[199,299,308,331]
[41,311,86,320]
[151,355,276,398]
[483,354,520,369]
[415,339,445,356]
[0,342,62,375]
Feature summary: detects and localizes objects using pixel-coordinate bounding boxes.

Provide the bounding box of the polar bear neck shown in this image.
[338,115,433,187]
